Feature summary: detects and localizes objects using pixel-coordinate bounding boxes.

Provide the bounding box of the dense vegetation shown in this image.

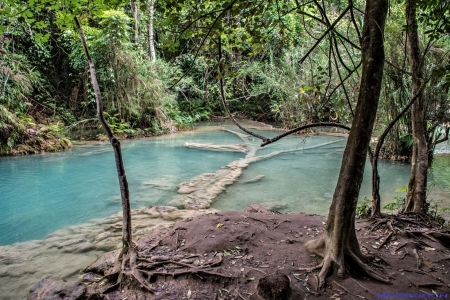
[0,1,448,156]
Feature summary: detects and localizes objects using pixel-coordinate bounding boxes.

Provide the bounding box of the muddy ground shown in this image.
[29,205,450,300]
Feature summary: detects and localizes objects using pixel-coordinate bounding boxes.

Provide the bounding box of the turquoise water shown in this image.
[0,130,245,245]
[212,135,412,214]
[0,125,447,246]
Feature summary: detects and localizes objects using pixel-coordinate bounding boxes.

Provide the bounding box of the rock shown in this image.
[244,175,265,183]
[184,142,248,153]
[26,128,38,137]
[260,201,288,211]
[82,249,119,275]
[28,278,86,300]
[245,204,270,213]
[257,273,291,300]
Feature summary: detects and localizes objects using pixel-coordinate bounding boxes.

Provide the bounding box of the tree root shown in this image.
[304,238,391,290]
[377,232,393,249]
[99,242,232,295]
[297,262,323,272]
[347,251,391,284]
[412,249,422,269]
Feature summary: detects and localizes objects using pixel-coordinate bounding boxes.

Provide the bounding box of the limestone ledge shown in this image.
[0,205,216,299]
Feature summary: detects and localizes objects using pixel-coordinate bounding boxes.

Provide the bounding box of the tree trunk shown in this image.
[305,0,390,287]
[74,17,133,254]
[148,0,156,62]
[371,80,424,216]
[404,0,428,213]
[131,1,139,47]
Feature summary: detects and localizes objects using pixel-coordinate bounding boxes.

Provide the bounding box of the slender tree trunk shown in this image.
[148,0,156,62]
[131,1,139,47]
[371,81,424,216]
[305,0,389,287]
[404,0,428,213]
[74,17,133,254]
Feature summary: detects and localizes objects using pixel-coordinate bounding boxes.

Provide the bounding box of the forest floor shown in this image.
[29,204,450,300]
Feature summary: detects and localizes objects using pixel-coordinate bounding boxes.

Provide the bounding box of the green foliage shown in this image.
[64,10,175,134]
[383,196,407,212]
[356,197,372,218]
[426,200,450,225]
[0,104,26,153]
[383,186,408,212]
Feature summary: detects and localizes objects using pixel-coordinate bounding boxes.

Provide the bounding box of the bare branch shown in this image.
[331,36,354,116]
[261,122,350,147]
[299,5,351,64]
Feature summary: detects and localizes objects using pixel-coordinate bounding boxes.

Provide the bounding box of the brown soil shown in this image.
[29,205,450,300]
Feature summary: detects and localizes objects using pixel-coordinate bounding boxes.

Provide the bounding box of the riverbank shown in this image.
[1,118,340,157]
[0,206,215,299]
[28,204,450,300]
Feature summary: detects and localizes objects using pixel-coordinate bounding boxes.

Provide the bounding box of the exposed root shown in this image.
[304,235,391,291]
[97,236,234,296]
[297,262,323,272]
[412,249,422,269]
[377,232,393,249]
[347,251,391,284]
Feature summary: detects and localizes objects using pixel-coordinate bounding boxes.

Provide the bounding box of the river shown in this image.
[0,122,449,298]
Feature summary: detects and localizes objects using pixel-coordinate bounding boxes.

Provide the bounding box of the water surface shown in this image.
[1,124,448,246]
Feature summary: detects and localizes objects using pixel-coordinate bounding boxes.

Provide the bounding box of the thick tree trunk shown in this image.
[404,0,428,213]
[305,0,389,287]
[74,18,133,254]
[148,0,156,62]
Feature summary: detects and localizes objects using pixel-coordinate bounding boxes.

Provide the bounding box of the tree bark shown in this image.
[305,0,390,287]
[131,1,139,47]
[148,0,156,62]
[404,0,428,213]
[371,81,424,216]
[74,17,133,254]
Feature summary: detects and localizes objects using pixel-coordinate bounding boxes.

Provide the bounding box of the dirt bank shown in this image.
[29,205,450,300]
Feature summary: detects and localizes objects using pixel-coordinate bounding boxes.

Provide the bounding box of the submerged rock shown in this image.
[260,201,288,211]
[0,205,216,299]
[184,142,248,153]
[28,278,86,300]
[244,174,265,183]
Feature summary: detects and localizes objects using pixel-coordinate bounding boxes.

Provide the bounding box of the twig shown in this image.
[139,268,237,278]
[272,219,289,230]
[235,289,247,300]
[351,277,368,292]
[377,232,393,249]
[333,280,350,294]
[247,267,267,275]
[242,215,268,225]
[179,238,203,251]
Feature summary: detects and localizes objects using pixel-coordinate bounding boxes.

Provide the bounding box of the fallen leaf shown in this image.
[187,289,191,298]
[216,223,224,228]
